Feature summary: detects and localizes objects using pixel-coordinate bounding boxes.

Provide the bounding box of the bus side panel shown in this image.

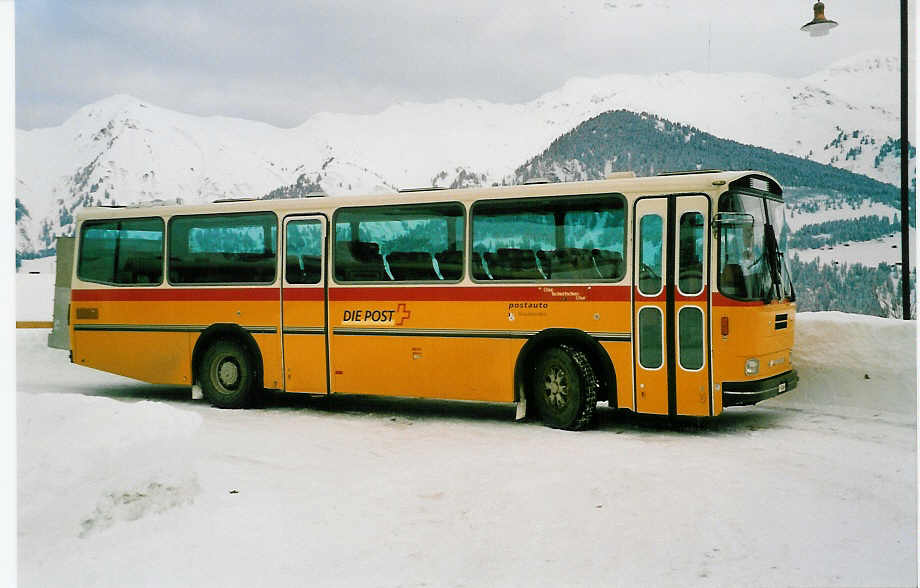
[601,340,634,411]
[673,301,710,417]
[70,299,191,385]
[281,296,327,394]
[71,329,191,386]
[330,333,515,402]
[328,286,629,404]
[71,292,284,390]
[633,300,669,415]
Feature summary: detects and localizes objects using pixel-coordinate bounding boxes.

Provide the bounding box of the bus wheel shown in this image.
[199,339,254,409]
[532,345,597,430]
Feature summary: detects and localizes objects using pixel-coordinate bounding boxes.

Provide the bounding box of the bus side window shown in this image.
[472,194,626,282]
[638,214,663,295]
[286,220,322,284]
[333,203,465,283]
[77,217,165,286]
[678,212,704,295]
[168,212,278,284]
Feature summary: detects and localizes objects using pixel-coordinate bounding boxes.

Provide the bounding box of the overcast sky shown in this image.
[15,0,903,130]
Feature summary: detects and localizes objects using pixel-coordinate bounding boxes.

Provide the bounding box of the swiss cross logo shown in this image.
[395,303,411,326]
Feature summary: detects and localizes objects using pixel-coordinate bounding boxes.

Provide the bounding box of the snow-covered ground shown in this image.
[790,227,916,268]
[16,311,917,587]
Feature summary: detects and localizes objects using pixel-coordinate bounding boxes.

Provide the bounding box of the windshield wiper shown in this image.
[762,224,784,303]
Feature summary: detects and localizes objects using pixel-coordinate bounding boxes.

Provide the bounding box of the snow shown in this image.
[15,308,917,586]
[15,272,54,322]
[790,227,915,268]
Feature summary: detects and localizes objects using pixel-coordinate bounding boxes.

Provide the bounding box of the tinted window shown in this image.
[286,220,323,285]
[638,214,663,295]
[168,212,277,284]
[638,306,663,369]
[678,212,704,295]
[678,306,704,370]
[78,217,164,285]
[334,203,464,282]
[471,194,626,281]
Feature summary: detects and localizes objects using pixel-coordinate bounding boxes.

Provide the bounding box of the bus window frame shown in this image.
[76,216,166,288]
[166,210,280,287]
[715,188,784,303]
[330,201,467,286]
[469,192,629,284]
[676,210,706,298]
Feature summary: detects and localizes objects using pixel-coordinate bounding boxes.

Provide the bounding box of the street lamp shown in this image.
[801,2,912,320]
[800,2,838,37]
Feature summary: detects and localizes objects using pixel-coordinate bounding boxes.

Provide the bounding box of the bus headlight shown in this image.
[744,358,760,376]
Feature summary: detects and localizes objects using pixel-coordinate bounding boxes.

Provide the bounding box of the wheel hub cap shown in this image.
[218,359,240,388]
[544,367,568,409]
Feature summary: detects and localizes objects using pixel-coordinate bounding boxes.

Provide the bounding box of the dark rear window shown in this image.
[77,217,164,285]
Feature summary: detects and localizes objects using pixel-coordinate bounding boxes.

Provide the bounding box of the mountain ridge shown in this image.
[15,50,911,257]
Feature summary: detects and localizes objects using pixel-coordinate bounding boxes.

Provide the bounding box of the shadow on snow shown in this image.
[74,382,789,436]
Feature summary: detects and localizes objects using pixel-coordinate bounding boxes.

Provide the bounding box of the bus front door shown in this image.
[281,215,330,394]
[632,194,711,416]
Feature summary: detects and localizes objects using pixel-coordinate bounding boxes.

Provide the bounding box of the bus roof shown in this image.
[76,170,781,221]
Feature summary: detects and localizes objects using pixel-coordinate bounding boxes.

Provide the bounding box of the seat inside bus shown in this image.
[387,251,439,281]
[591,249,622,279]
[335,240,389,281]
[484,248,544,280]
[286,254,322,284]
[434,250,463,280]
[537,248,595,279]
[120,255,163,284]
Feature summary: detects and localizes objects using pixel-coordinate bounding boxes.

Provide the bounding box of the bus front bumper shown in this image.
[722,370,798,407]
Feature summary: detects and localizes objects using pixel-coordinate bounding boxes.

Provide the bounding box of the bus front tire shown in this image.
[199,339,254,409]
[532,344,597,430]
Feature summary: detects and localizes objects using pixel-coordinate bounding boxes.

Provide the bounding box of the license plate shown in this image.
[778,383,787,393]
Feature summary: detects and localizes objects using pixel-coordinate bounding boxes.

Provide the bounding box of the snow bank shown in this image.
[18,393,202,551]
[767,311,917,418]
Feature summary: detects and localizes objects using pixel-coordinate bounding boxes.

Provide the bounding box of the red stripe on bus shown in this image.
[72,288,280,302]
[632,288,709,303]
[711,293,764,307]
[71,285,633,303]
[328,285,631,302]
[675,288,708,303]
[282,288,325,301]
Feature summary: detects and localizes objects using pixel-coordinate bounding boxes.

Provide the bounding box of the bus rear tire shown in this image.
[199,339,254,409]
[532,344,597,430]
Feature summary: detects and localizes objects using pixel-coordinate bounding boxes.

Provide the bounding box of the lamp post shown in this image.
[801,1,911,320]
[899,0,910,320]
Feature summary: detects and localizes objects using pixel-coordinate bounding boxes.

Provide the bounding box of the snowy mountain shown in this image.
[15,51,910,256]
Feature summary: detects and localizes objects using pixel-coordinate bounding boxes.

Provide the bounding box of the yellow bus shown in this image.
[69,170,797,430]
